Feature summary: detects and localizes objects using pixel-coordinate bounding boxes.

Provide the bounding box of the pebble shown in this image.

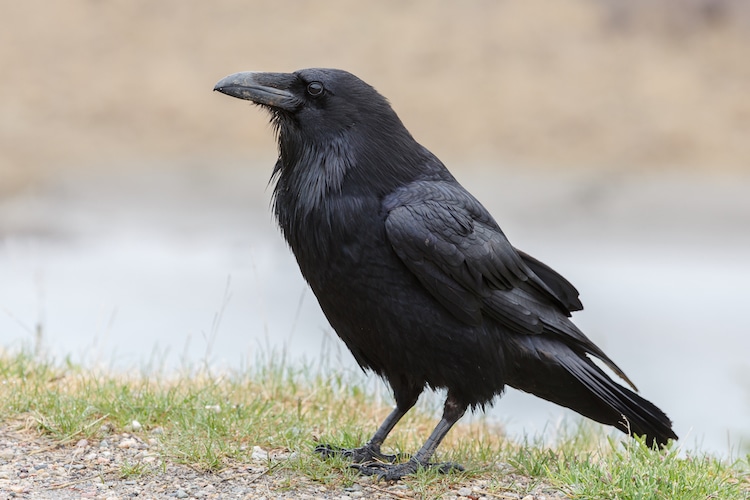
[118,438,139,449]
[0,424,569,500]
[251,446,268,461]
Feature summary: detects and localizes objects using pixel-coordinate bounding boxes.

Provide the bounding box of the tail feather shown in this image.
[507,336,677,446]
[562,352,677,445]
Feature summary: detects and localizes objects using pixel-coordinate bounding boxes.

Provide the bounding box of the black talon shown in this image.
[315,443,401,464]
[351,457,465,481]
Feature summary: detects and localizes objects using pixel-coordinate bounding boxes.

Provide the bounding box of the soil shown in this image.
[0,423,567,500]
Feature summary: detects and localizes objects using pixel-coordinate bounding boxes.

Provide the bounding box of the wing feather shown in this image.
[384,180,636,390]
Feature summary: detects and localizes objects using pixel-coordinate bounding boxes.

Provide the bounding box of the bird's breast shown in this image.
[277,190,390,282]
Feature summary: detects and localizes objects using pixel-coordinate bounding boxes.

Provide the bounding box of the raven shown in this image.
[214,68,677,479]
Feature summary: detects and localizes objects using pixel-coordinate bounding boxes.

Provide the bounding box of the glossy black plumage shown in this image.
[214,68,677,479]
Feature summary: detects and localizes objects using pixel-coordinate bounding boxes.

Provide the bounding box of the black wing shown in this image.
[383,180,635,389]
[516,249,583,312]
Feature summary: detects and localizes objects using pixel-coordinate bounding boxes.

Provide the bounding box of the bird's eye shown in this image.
[307,81,324,97]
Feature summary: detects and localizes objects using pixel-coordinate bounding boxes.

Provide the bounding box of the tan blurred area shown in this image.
[2,0,750,196]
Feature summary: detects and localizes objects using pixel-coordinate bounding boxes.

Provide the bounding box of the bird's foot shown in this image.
[352,457,465,481]
[314,443,400,464]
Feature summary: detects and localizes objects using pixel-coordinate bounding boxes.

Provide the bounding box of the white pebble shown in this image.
[251,445,268,461]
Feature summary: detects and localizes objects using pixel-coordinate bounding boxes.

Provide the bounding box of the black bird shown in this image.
[214,68,677,480]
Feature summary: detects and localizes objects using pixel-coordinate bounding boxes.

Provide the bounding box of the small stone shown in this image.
[130,420,142,431]
[76,439,89,448]
[522,496,535,500]
[175,489,188,498]
[0,448,15,459]
[251,446,268,461]
[118,438,138,449]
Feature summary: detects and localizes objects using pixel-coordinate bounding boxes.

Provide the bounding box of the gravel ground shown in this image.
[0,424,567,500]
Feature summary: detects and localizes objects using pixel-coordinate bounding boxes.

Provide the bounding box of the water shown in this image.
[2,161,749,457]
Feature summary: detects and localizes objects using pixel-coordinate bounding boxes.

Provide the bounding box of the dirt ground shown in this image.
[0,422,567,500]
[2,0,750,197]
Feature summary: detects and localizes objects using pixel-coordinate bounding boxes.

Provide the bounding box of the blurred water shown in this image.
[1,161,749,457]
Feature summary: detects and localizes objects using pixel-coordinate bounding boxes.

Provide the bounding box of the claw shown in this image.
[352,457,465,481]
[314,443,342,460]
[315,443,401,464]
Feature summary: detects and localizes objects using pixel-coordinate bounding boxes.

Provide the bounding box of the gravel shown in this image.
[0,424,567,499]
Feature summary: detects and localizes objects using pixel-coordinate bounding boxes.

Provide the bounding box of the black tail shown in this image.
[506,336,677,446]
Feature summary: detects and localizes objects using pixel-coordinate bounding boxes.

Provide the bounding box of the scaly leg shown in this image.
[354,392,468,480]
[316,383,420,464]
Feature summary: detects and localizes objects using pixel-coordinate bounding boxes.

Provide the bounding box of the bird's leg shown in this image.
[354,393,468,481]
[316,405,408,463]
[317,383,422,464]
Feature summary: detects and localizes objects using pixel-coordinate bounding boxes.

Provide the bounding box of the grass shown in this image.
[1,348,748,499]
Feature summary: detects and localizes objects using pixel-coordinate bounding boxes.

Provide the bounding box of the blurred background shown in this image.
[2,0,749,456]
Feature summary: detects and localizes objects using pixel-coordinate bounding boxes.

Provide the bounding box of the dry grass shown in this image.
[1,349,748,499]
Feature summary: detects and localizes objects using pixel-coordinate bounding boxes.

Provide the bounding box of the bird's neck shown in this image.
[271,125,441,235]
[274,132,352,210]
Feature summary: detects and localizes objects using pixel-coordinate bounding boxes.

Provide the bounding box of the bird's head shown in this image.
[215,68,439,201]
[214,68,401,143]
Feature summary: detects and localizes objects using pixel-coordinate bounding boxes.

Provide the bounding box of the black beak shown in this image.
[214,71,301,111]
